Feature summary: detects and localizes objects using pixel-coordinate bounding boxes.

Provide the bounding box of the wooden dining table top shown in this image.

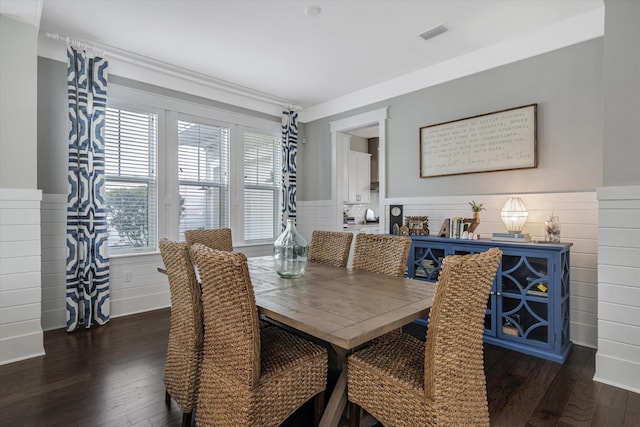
[247,256,437,350]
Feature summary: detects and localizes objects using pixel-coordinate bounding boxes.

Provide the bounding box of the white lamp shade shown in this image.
[501,197,528,233]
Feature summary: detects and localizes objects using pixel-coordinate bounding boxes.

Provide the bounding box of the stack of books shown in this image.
[502,324,520,336]
[450,217,465,239]
[491,232,531,242]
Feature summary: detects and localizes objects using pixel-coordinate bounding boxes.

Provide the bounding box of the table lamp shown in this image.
[501,197,528,234]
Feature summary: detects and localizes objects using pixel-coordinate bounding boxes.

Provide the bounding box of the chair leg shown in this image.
[165,390,171,405]
[313,391,325,427]
[349,401,361,427]
[181,411,192,427]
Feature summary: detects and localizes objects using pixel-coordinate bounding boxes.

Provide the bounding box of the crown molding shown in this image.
[0,0,42,28]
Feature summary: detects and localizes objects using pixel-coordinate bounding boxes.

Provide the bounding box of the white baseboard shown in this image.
[594,353,640,394]
[110,291,171,319]
[0,331,45,365]
[42,292,172,332]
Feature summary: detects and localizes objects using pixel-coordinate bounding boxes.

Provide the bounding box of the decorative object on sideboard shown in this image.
[438,218,450,237]
[491,232,530,242]
[467,200,485,233]
[545,214,561,243]
[500,197,528,233]
[404,216,429,236]
[389,204,403,234]
[469,200,485,213]
[494,197,530,242]
[450,217,480,239]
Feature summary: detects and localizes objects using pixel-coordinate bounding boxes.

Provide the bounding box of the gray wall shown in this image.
[37,57,69,194]
[602,0,640,187]
[300,39,604,201]
[0,16,38,189]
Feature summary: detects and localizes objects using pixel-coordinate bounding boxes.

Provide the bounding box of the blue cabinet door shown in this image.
[497,250,553,352]
[409,241,446,282]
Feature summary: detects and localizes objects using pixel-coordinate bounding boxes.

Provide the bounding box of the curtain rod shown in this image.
[45,32,106,56]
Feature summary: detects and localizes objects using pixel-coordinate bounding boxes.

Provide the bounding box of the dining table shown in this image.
[247,256,437,427]
[159,255,437,426]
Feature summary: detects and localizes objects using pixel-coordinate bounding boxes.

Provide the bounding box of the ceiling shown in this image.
[2,0,604,120]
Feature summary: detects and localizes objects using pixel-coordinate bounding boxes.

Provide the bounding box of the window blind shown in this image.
[244,131,281,241]
[104,107,158,253]
[178,120,230,241]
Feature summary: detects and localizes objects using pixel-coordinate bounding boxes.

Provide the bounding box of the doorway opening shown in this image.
[329,108,388,233]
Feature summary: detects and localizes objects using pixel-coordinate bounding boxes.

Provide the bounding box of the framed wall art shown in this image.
[420,104,537,178]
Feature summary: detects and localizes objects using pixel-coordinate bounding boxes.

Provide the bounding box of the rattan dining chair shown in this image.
[347,248,502,427]
[186,227,272,330]
[308,230,354,268]
[351,233,412,342]
[351,233,411,277]
[191,244,328,426]
[185,228,233,252]
[159,238,203,427]
[184,228,236,327]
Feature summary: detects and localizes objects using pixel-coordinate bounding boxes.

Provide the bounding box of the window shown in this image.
[243,131,281,241]
[104,107,158,253]
[106,83,282,251]
[178,120,230,241]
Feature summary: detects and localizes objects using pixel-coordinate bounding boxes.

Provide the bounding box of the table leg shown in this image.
[319,345,348,427]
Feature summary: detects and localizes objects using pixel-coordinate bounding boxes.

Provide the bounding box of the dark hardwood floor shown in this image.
[0,308,637,426]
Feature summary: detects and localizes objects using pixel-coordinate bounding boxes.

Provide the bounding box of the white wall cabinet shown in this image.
[346,151,371,203]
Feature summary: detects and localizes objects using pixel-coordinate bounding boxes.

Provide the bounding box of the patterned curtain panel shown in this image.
[281,110,298,229]
[66,46,110,331]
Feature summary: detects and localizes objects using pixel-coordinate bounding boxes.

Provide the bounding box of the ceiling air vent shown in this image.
[419,24,449,41]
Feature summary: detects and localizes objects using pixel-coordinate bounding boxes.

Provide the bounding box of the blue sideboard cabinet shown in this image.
[408,236,572,363]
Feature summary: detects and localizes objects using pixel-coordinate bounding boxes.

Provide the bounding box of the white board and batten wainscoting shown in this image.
[595,185,640,394]
[0,188,45,364]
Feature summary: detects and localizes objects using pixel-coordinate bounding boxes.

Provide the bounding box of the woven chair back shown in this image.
[185,228,233,252]
[159,238,203,350]
[424,248,502,408]
[352,234,411,277]
[191,244,262,387]
[308,230,353,268]
[158,238,203,414]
